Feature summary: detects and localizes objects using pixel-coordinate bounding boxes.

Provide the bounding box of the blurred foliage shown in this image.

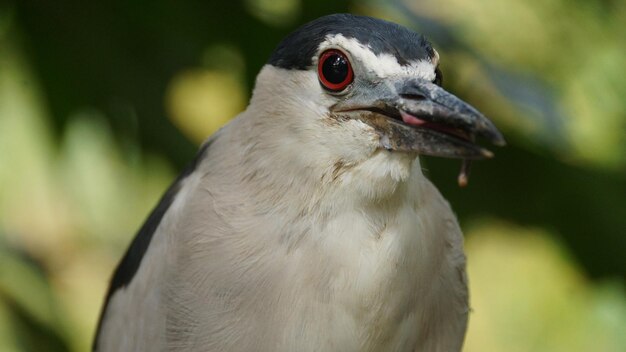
[463,221,626,352]
[0,0,624,351]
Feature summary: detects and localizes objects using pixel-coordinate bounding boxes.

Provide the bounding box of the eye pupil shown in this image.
[322,55,348,84]
[318,49,353,92]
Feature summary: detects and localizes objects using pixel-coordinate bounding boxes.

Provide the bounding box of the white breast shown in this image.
[97,128,468,352]
[268,156,469,352]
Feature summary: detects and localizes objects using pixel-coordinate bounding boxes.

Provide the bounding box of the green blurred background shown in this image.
[0,0,625,351]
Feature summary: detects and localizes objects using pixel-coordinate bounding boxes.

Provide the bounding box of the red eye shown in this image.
[318,49,353,92]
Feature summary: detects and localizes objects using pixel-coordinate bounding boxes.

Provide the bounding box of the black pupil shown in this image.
[322,54,348,84]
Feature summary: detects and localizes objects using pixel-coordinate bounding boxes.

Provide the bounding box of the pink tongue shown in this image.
[401,111,475,187]
[400,110,467,140]
[401,111,475,188]
[400,111,427,126]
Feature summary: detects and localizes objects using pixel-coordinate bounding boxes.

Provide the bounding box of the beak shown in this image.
[331,77,505,160]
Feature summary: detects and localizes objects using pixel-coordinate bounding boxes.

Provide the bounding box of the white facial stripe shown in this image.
[317,34,437,81]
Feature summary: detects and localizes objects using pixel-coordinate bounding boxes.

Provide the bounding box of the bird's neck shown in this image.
[223,108,425,212]
[192,117,458,349]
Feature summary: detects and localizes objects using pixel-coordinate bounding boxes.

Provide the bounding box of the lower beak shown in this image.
[332,78,505,159]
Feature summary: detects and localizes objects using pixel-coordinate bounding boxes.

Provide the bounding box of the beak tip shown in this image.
[479,118,506,147]
[487,130,506,147]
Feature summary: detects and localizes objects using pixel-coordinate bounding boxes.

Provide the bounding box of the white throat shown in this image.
[242,65,425,203]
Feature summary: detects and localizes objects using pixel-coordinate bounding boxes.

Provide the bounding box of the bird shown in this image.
[93,13,504,352]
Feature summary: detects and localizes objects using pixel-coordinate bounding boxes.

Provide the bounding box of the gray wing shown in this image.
[93,141,212,351]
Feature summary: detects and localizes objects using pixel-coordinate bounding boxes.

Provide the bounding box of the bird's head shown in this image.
[246,14,504,188]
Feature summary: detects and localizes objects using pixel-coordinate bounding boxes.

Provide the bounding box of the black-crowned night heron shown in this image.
[94,13,504,352]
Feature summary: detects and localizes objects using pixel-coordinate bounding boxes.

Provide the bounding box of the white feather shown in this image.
[97,63,468,352]
[319,34,437,81]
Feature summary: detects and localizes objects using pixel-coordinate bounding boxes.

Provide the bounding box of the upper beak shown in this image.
[331,77,505,160]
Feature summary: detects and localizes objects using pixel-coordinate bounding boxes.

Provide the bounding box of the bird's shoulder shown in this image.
[93,139,214,351]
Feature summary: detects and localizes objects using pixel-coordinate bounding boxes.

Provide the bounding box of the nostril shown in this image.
[400,93,427,101]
